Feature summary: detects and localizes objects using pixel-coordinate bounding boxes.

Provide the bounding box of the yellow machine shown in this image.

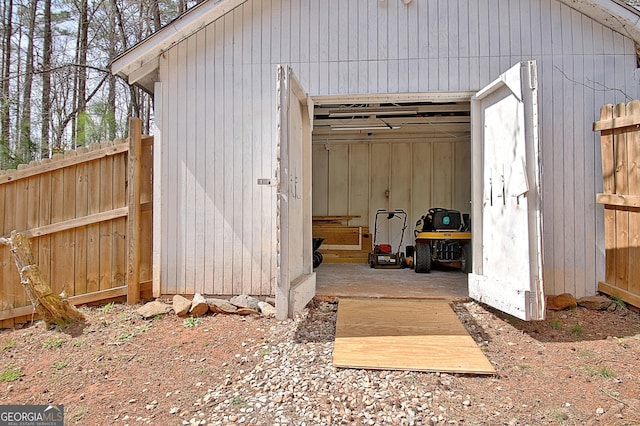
[413,208,471,273]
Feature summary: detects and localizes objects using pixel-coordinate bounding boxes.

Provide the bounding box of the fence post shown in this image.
[127,118,142,304]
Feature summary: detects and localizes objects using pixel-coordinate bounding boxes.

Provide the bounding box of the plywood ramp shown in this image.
[333,299,495,375]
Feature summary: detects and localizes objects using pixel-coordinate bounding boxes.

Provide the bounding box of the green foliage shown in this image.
[101,302,116,313]
[43,338,65,349]
[52,361,68,371]
[231,395,246,406]
[1,340,15,351]
[578,349,594,358]
[611,296,627,310]
[549,319,563,330]
[259,345,271,357]
[183,317,201,328]
[596,366,615,378]
[549,407,570,423]
[77,104,122,145]
[69,406,88,423]
[584,365,616,378]
[570,323,585,336]
[0,366,21,382]
[117,332,134,342]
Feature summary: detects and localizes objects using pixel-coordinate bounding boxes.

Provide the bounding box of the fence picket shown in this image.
[113,143,127,289]
[627,101,640,297]
[99,156,114,290]
[75,159,89,296]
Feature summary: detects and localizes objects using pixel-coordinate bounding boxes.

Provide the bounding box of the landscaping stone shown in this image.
[258,301,276,318]
[173,294,192,317]
[206,298,238,314]
[546,293,577,310]
[190,293,209,317]
[136,300,172,319]
[577,295,614,311]
[230,294,261,311]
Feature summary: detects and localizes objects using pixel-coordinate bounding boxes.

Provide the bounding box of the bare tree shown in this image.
[73,0,89,147]
[1,0,13,167]
[40,0,52,155]
[17,0,38,164]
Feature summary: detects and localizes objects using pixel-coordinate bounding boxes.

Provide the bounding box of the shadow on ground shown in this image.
[482,303,640,343]
[293,299,337,344]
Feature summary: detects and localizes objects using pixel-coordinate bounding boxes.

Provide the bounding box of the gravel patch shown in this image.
[181,300,640,426]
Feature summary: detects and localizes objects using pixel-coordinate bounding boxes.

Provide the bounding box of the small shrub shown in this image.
[53,361,68,371]
[0,367,21,382]
[231,395,246,406]
[611,296,627,310]
[549,319,563,330]
[136,323,151,333]
[183,317,201,328]
[578,349,594,358]
[101,302,116,313]
[549,407,569,423]
[570,323,585,336]
[597,366,615,378]
[69,407,88,423]
[117,332,134,342]
[1,340,15,351]
[43,338,65,349]
[259,346,271,356]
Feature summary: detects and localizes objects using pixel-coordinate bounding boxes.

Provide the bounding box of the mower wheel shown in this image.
[313,251,323,268]
[368,253,375,268]
[461,243,472,273]
[414,242,431,273]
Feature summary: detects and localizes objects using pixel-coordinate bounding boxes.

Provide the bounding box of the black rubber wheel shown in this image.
[414,242,431,273]
[461,243,472,274]
[400,253,406,269]
[368,253,375,268]
[313,251,323,268]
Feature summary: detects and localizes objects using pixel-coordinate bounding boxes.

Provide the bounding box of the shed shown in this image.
[111,0,640,320]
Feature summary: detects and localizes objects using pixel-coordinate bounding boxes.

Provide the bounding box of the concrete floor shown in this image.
[315,263,469,301]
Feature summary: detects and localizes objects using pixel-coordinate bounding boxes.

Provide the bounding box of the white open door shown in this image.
[469,61,545,321]
[275,65,315,320]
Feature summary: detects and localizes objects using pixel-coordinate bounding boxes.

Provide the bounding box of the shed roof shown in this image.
[111,0,640,94]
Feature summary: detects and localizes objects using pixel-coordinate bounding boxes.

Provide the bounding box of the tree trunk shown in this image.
[18,0,38,164]
[74,0,89,147]
[41,0,52,158]
[1,0,13,168]
[0,232,85,326]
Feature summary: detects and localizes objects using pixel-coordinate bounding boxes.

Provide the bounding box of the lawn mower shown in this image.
[368,209,408,269]
[413,208,471,273]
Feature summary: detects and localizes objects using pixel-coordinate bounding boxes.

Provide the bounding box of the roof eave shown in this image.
[559,0,640,44]
[110,0,248,94]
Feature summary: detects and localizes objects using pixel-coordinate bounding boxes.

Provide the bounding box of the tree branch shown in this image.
[0,63,111,83]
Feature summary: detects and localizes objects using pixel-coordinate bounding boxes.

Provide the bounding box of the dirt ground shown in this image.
[0,297,639,425]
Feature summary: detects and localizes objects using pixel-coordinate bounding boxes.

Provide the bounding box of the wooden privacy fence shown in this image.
[593,101,640,308]
[0,118,153,328]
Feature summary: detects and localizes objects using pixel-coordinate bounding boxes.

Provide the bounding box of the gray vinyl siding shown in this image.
[157,0,639,297]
